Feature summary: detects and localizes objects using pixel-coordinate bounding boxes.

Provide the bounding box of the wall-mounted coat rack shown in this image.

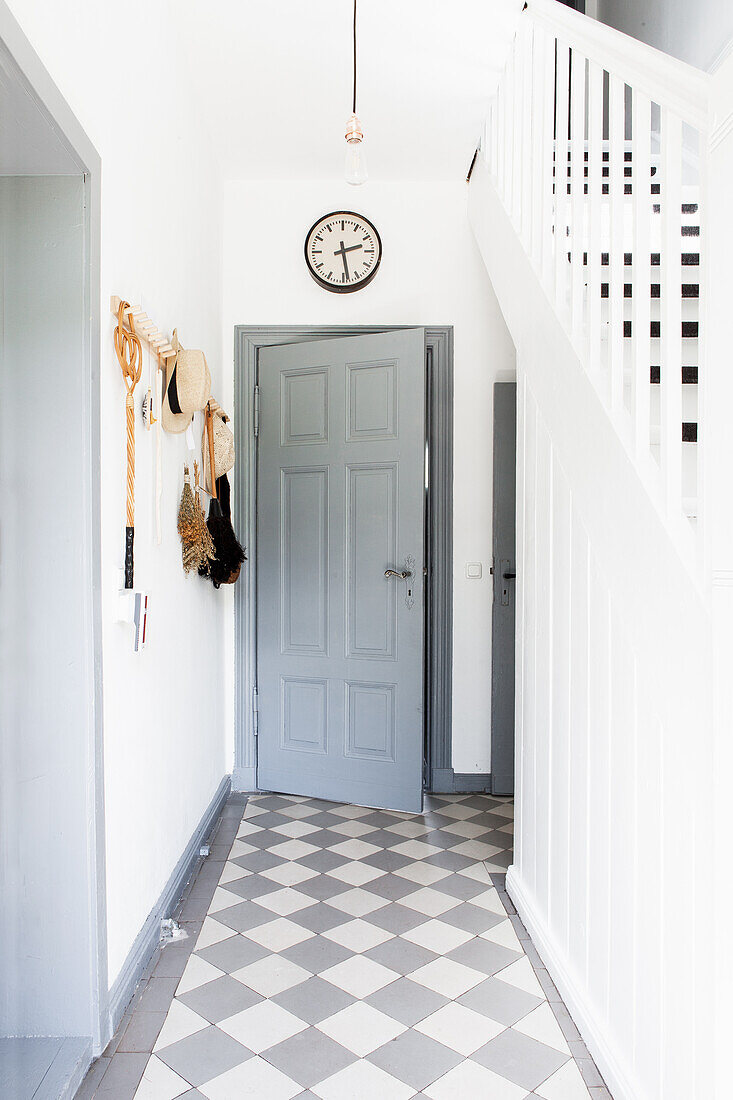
[110,296,176,360]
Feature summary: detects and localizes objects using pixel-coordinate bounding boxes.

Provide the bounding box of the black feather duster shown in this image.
[199,473,246,587]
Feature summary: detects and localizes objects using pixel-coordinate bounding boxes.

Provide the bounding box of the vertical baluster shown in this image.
[695,138,707,557]
[554,40,570,318]
[529,26,543,265]
[587,62,603,374]
[632,91,652,460]
[541,34,557,287]
[512,28,524,232]
[504,48,515,210]
[608,73,625,414]
[522,20,535,252]
[496,76,504,191]
[660,108,683,515]
[570,50,586,340]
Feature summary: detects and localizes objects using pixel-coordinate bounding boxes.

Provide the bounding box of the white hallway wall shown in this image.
[221,179,515,776]
[5,0,227,989]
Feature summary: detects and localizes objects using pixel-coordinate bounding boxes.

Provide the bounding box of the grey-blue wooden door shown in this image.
[257,330,426,812]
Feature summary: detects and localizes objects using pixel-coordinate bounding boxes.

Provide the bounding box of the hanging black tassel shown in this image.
[199,473,246,587]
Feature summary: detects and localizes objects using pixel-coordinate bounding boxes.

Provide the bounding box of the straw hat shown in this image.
[202,399,236,487]
[162,330,211,433]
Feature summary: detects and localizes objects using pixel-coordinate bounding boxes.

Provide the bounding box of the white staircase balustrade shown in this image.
[481,0,709,569]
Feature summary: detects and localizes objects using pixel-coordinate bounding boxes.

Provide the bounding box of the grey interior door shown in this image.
[491,381,517,796]
[257,329,426,812]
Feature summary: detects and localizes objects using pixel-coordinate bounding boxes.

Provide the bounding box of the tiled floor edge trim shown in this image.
[494,871,615,1100]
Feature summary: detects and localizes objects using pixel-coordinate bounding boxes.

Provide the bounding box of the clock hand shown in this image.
[335,240,351,281]
[342,243,363,254]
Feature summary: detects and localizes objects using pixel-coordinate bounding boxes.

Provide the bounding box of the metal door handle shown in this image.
[385,569,412,580]
[502,571,516,579]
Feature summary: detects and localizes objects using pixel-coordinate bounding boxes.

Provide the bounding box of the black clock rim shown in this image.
[304,210,382,294]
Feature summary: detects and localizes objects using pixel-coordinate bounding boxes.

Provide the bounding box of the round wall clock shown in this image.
[304,211,382,293]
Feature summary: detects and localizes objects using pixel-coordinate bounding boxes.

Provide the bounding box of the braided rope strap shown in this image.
[114,301,143,588]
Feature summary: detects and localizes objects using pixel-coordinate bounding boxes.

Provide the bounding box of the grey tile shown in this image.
[223,873,284,901]
[247,810,292,828]
[446,938,523,976]
[366,977,449,1026]
[117,1010,167,1053]
[297,849,349,873]
[589,1087,614,1099]
[486,850,514,871]
[551,1001,582,1041]
[288,902,350,934]
[157,1025,253,1087]
[263,1026,356,1087]
[197,935,269,973]
[207,843,234,861]
[431,874,489,902]
[137,977,180,1013]
[281,935,352,974]
[366,874,421,902]
[178,974,263,1023]
[178,1091,208,1097]
[95,1053,148,1099]
[154,946,196,979]
[74,1055,110,1099]
[472,1028,569,1091]
[439,902,506,935]
[362,850,413,872]
[420,830,466,850]
[296,875,352,902]
[179,895,215,921]
[252,795,294,810]
[577,1058,606,1087]
[360,811,401,828]
[422,850,476,871]
[367,903,429,936]
[309,829,355,848]
[364,938,439,976]
[241,828,292,850]
[458,976,543,1025]
[272,975,355,1024]
[362,828,408,848]
[534,968,562,1002]
[214,900,276,933]
[303,811,346,828]
[231,849,283,873]
[509,914,531,939]
[367,1027,461,1090]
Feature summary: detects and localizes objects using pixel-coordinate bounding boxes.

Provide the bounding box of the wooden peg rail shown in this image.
[110,296,176,360]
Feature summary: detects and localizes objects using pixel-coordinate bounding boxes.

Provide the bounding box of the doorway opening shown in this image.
[0,10,104,1098]
[233,326,453,805]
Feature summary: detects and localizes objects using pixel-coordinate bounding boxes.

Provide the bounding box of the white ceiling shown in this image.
[177,0,522,182]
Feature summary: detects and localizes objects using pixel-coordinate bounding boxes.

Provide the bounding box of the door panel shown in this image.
[257,329,425,811]
[491,381,517,795]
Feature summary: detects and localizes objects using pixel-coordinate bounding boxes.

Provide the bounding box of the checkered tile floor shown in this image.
[114,794,604,1099]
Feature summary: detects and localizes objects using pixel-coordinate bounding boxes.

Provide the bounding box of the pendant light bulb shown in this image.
[345,113,368,186]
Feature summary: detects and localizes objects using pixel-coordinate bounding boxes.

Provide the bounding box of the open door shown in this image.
[256,329,426,812]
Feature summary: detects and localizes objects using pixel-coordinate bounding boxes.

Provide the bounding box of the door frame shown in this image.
[233,325,453,795]
[0,0,107,1057]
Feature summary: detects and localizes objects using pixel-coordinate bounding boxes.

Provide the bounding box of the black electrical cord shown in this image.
[352,0,356,112]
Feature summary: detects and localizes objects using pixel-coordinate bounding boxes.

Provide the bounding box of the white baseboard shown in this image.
[506,866,639,1100]
[232,765,257,792]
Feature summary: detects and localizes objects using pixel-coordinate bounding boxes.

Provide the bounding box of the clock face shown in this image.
[304,211,382,293]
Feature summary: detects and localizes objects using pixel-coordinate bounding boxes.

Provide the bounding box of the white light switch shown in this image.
[466,562,482,579]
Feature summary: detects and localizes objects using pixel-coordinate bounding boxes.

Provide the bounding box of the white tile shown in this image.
[495,956,545,997]
[232,954,311,997]
[219,862,253,883]
[242,917,314,952]
[440,819,493,838]
[479,919,523,952]
[383,820,430,838]
[328,804,373,819]
[449,840,503,860]
[253,888,316,916]
[393,862,452,886]
[133,1054,190,1100]
[321,955,400,998]
[430,802,483,820]
[176,954,225,995]
[512,1002,571,1054]
[456,863,492,884]
[401,919,473,954]
[236,821,262,838]
[497,822,514,834]
[153,999,208,1051]
[259,861,319,886]
[328,888,389,917]
[399,887,460,918]
[317,1001,407,1056]
[271,820,321,838]
[329,820,378,838]
[199,1055,301,1100]
[195,917,237,951]
[328,839,382,861]
[209,888,246,914]
[322,918,394,953]
[490,803,515,819]
[241,803,269,818]
[268,839,320,861]
[535,1058,591,1099]
[313,1058,415,1100]
[409,957,484,999]
[228,840,258,858]
[390,840,444,860]
[415,1002,505,1056]
[424,1060,526,1100]
[468,888,507,914]
[276,803,322,819]
[218,999,307,1052]
[325,861,385,886]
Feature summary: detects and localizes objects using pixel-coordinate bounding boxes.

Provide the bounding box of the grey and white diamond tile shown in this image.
[124,793,604,1100]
